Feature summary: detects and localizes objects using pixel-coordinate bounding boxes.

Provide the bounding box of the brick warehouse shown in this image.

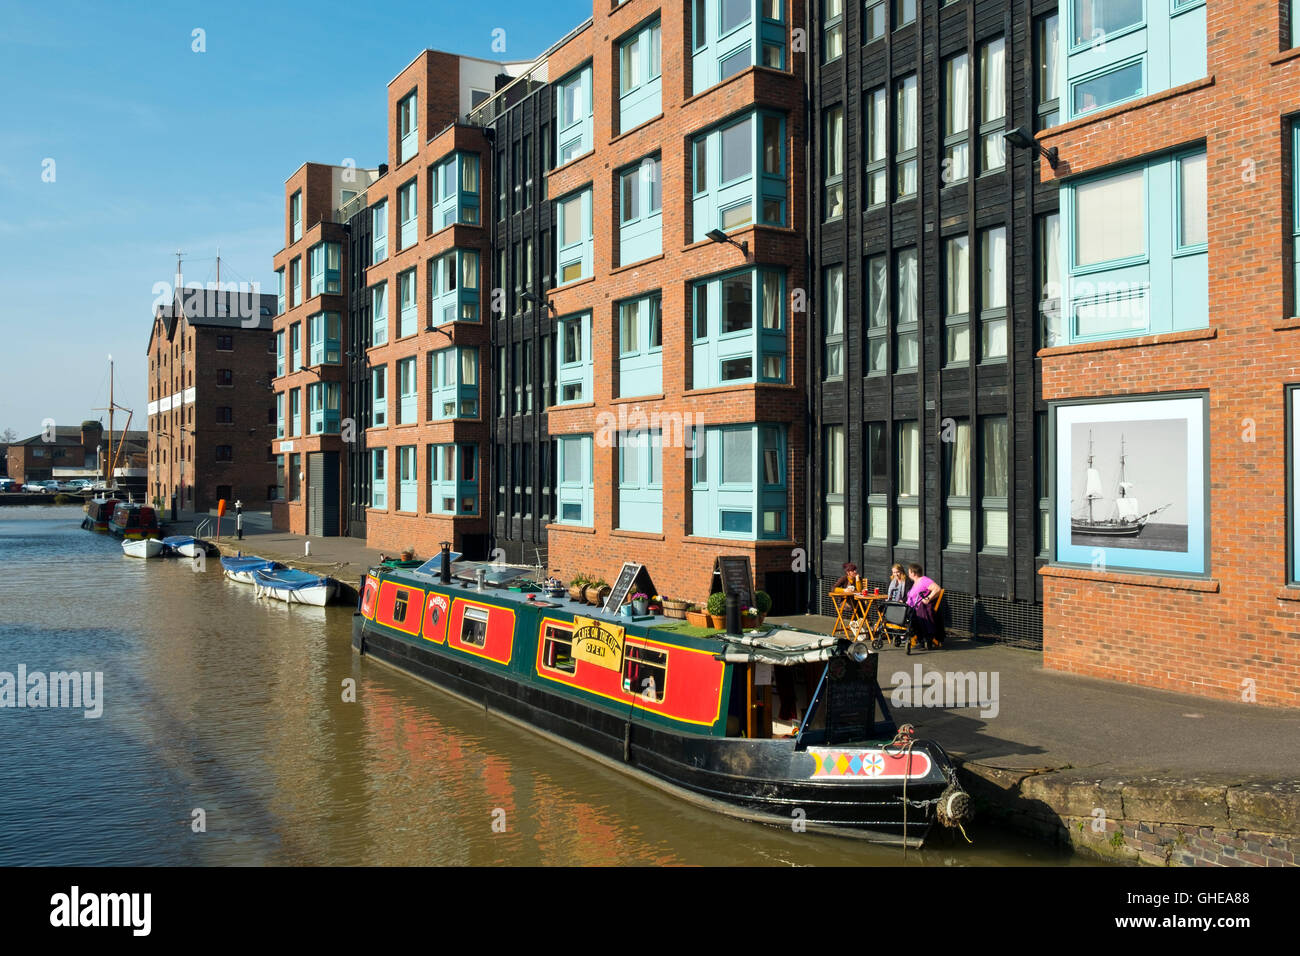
[148,286,278,513]
[1035,1,1300,706]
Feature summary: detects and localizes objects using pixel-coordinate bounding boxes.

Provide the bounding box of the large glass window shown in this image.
[980,226,1008,361]
[398,269,417,338]
[824,424,844,539]
[290,190,302,243]
[865,87,887,207]
[1071,0,1142,46]
[981,416,1009,550]
[618,293,663,398]
[556,312,592,404]
[397,356,417,424]
[372,201,388,263]
[896,421,920,544]
[824,265,844,378]
[556,434,593,525]
[895,248,918,370]
[943,235,970,366]
[307,312,341,366]
[1074,167,1145,267]
[823,105,844,219]
[398,179,417,249]
[371,283,388,347]
[895,75,918,198]
[691,267,786,388]
[980,37,1007,172]
[691,110,786,240]
[943,419,971,549]
[398,91,418,165]
[691,424,787,539]
[1037,14,1060,129]
[618,429,663,533]
[943,54,970,184]
[865,254,888,374]
[823,0,844,63]
[556,64,593,165]
[619,19,662,133]
[557,188,593,285]
[619,155,663,265]
[371,366,387,428]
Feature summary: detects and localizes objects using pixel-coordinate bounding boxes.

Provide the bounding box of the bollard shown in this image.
[305,540,311,557]
[236,512,244,541]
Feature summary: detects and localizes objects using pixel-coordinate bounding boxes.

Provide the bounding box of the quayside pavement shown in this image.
[166,510,1300,866]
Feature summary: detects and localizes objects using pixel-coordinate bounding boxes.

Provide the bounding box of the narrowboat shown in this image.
[107,503,161,540]
[81,498,120,532]
[352,558,971,847]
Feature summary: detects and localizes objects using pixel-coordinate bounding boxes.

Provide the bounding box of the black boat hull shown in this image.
[353,615,954,846]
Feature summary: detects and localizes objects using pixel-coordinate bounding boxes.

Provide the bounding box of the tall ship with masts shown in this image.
[1072,430,1170,537]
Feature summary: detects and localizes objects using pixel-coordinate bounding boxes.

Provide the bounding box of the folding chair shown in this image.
[907,588,946,655]
[875,601,913,650]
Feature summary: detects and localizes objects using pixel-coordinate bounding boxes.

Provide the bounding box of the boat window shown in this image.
[461,606,489,647]
[393,589,410,623]
[622,645,667,702]
[541,623,576,674]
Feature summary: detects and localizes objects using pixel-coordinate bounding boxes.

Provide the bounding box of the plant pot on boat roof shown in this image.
[585,579,610,606]
[568,574,590,602]
[631,592,650,615]
[660,596,690,619]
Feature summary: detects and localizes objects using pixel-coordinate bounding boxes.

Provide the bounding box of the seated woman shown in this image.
[886,563,908,603]
[904,564,943,648]
[832,562,860,590]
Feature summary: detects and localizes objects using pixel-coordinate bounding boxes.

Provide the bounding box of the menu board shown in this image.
[712,556,753,609]
[603,562,644,615]
[826,655,879,743]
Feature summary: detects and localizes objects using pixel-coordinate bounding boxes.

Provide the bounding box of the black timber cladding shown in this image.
[807,0,1059,646]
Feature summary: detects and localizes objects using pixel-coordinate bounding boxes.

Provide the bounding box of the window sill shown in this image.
[611,393,665,405]
[553,275,596,294]
[611,529,665,542]
[548,400,595,412]
[682,535,796,548]
[547,523,596,534]
[685,381,797,398]
[1039,564,1219,593]
[1274,317,1300,331]
[1037,326,1216,359]
[1275,586,1300,602]
[1270,47,1300,67]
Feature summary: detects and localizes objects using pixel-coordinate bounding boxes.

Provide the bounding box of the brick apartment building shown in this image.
[7,422,103,484]
[147,287,278,513]
[1031,1,1300,706]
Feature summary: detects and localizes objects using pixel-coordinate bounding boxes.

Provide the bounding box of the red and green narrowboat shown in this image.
[81,497,121,532]
[107,502,161,540]
[352,559,971,846]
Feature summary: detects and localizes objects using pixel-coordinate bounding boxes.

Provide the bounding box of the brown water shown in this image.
[0,507,1089,866]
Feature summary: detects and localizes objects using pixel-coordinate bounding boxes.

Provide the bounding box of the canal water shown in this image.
[0,507,1089,866]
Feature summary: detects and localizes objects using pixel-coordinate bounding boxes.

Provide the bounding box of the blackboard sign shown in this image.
[603,562,645,614]
[826,655,879,743]
[712,556,753,609]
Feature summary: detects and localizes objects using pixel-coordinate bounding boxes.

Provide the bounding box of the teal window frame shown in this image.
[1061,148,1207,344]
[289,322,301,373]
[894,0,916,28]
[617,428,663,533]
[290,190,301,243]
[431,152,480,229]
[307,242,341,297]
[397,90,418,165]
[618,154,663,265]
[275,330,285,377]
[371,366,387,428]
[275,268,285,315]
[690,110,787,242]
[556,311,592,405]
[617,292,663,398]
[307,311,342,366]
[556,434,593,526]
[370,448,387,510]
[398,178,418,249]
[690,423,787,540]
[398,268,417,338]
[556,64,594,166]
[429,249,480,327]
[290,257,301,308]
[619,18,662,133]
[372,201,388,262]
[429,346,479,420]
[275,393,284,439]
[556,187,593,285]
[1294,123,1300,308]
[307,381,341,434]
[371,282,388,346]
[692,0,785,95]
[397,444,418,513]
[396,356,418,424]
[429,443,478,516]
[289,387,301,437]
[691,266,786,388]
[1062,0,1206,122]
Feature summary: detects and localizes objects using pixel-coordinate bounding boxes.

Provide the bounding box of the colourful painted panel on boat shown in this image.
[421,590,450,644]
[361,575,380,619]
[807,748,933,780]
[375,579,426,636]
[447,597,514,666]
[533,617,726,728]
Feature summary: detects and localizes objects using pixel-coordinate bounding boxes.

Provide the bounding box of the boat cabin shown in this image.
[109,503,160,540]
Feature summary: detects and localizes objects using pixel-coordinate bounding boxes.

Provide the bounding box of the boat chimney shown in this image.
[475,567,487,591]
[725,592,742,636]
[439,540,452,583]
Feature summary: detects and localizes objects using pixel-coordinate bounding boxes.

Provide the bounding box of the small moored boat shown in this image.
[162,535,217,558]
[253,567,338,606]
[121,538,165,559]
[220,555,285,584]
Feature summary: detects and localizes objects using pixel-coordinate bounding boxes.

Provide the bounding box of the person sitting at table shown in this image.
[886,563,908,603]
[832,562,860,590]
[905,563,943,648]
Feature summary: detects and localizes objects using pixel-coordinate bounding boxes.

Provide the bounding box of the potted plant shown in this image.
[647,594,664,615]
[585,578,610,606]
[568,574,589,602]
[631,592,650,616]
[705,592,727,629]
[400,545,415,562]
[660,596,689,619]
[754,590,772,625]
[684,603,711,629]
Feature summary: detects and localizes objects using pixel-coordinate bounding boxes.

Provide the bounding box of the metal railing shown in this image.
[464,17,592,128]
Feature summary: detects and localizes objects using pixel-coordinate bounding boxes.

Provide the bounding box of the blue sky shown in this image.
[0,0,590,439]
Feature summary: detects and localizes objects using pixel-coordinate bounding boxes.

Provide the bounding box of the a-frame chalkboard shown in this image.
[602,562,658,614]
[711,555,754,609]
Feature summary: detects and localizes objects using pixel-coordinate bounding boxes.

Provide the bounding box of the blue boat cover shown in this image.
[252,567,328,590]
[220,555,282,573]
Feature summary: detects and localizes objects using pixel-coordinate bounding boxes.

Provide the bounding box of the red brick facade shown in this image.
[1037,7,1300,705]
[542,1,809,606]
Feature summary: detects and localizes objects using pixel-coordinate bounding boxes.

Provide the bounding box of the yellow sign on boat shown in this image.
[572,616,625,671]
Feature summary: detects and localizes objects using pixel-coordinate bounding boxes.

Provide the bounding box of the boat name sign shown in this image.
[572,617,625,672]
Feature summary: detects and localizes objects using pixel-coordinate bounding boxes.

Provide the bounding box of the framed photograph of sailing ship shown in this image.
[1051,394,1209,575]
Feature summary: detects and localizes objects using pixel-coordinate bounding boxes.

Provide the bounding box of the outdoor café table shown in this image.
[852,592,887,643]
[829,588,859,639]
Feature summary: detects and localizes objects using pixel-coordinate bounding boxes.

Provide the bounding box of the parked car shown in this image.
[0,479,15,492]
[25,482,50,493]
[54,481,82,492]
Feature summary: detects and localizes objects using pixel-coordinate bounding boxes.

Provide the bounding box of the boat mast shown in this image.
[1087,430,1094,522]
[108,355,113,489]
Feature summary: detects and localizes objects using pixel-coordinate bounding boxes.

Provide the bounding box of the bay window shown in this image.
[691,424,787,539]
[691,110,786,241]
[556,434,594,525]
[618,293,663,398]
[429,444,478,515]
[618,155,662,265]
[618,429,663,533]
[619,19,662,133]
[556,312,592,404]
[429,346,479,420]
[691,267,786,388]
[556,64,593,165]
[556,187,593,285]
